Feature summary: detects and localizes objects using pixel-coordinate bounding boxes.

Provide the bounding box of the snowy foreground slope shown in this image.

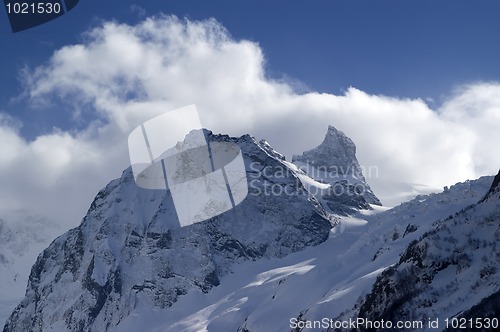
[345,170,500,332]
[4,126,499,331]
[106,175,494,332]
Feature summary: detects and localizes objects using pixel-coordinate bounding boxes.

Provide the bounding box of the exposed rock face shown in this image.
[293,125,381,208]
[293,125,361,174]
[481,169,500,202]
[4,131,333,332]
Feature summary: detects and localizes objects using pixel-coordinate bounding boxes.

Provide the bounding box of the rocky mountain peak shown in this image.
[486,169,500,197]
[292,125,381,206]
[292,125,360,176]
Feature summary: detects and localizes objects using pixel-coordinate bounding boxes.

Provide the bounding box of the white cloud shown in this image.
[1,15,499,230]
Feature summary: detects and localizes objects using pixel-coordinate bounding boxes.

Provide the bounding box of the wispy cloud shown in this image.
[130,4,146,17]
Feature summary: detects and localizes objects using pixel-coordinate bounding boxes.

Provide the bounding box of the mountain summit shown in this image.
[292,125,381,207]
[293,125,361,175]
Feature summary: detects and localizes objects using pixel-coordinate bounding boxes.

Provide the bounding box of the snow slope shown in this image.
[0,215,61,328]
[108,175,494,332]
[348,171,500,331]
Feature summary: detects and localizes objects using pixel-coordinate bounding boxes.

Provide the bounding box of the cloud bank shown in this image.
[1,15,499,228]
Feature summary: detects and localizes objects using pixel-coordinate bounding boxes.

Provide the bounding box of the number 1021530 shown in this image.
[5,2,61,14]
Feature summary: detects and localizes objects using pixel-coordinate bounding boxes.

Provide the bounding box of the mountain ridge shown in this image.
[4,129,346,332]
[4,126,497,332]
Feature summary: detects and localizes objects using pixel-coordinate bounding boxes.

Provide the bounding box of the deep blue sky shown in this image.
[2,0,500,139]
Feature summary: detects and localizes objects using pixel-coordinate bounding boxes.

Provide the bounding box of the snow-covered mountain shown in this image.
[3,126,499,332]
[3,129,347,332]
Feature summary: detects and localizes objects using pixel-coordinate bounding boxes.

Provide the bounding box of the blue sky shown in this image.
[1,1,500,227]
[2,1,500,139]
